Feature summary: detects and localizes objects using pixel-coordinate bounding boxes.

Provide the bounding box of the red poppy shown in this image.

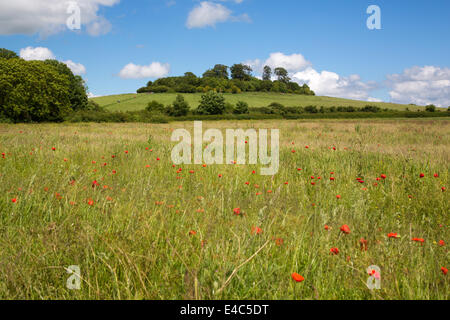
[412,237,425,243]
[420,173,425,178]
[380,174,386,179]
[156,157,160,161]
[245,182,250,185]
[251,226,263,235]
[87,199,94,206]
[233,208,241,215]
[388,233,399,239]
[92,180,99,188]
[218,174,223,178]
[330,177,335,181]
[336,195,341,199]
[442,187,446,192]
[330,247,339,255]
[439,240,445,246]
[441,267,448,275]
[434,173,439,178]
[340,225,351,234]
[275,238,284,246]
[324,225,330,231]
[112,170,117,174]
[189,230,197,236]
[360,238,368,251]
[52,147,56,151]
[291,273,305,282]
[11,198,17,203]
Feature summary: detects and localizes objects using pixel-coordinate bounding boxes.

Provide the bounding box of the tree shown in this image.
[44,59,88,111]
[230,64,252,81]
[197,91,226,115]
[146,100,165,113]
[0,58,71,122]
[262,66,272,81]
[203,64,229,79]
[274,67,290,83]
[233,101,249,114]
[425,104,436,112]
[0,48,19,60]
[168,94,190,117]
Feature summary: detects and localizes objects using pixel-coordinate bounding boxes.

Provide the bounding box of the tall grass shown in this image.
[0,119,448,299]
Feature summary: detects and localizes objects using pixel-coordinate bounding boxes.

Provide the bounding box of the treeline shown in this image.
[66,91,450,123]
[0,48,92,123]
[137,64,315,95]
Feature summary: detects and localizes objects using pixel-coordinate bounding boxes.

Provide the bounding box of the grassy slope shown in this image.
[92,92,421,112]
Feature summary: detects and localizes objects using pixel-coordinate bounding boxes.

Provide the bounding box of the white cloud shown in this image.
[20,46,55,60]
[367,97,383,102]
[293,68,378,100]
[186,1,250,29]
[63,60,87,75]
[118,62,170,79]
[0,0,120,37]
[387,66,450,107]
[19,46,86,75]
[264,52,311,72]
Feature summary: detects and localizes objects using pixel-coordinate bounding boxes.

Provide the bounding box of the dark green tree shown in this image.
[203,64,229,79]
[167,94,190,117]
[262,66,272,81]
[425,104,436,112]
[0,48,19,59]
[233,101,249,114]
[274,67,290,83]
[230,64,252,81]
[146,100,166,113]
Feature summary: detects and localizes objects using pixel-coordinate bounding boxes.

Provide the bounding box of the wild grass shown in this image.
[0,119,448,300]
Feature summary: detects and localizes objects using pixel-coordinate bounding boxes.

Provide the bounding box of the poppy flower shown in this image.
[156,158,160,161]
[336,195,341,199]
[420,173,425,178]
[189,170,194,174]
[252,170,256,174]
[311,182,315,185]
[202,164,207,168]
[442,187,446,192]
[340,225,351,234]
[380,174,387,179]
[275,238,284,246]
[297,168,302,171]
[87,199,94,206]
[112,170,117,174]
[442,267,448,275]
[189,230,197,236]
[439,240,445,246]
[233,208,241,215]
[434,173,439,178]
[330,247,339,255]
[251,226,263,235]
[92,180,99,188]
[218,174,222,178]
[360,238,368,251]
[388,233,400,239]
[324,225,330,231]
[291,273,305,282]
[52,147,56,151]
[291,150,296,153]
[11,198,17,203]
[330,177,335,181]
[412,237,425,243]
[245,182,250,185]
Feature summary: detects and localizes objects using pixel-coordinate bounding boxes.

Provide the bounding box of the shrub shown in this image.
[146,100,166,113]
[268,102,286,115]
[167,94,190,117]
[196,91,226,115]
[147,85,170,93]
[233,101,249,114]
[425,104,436,112]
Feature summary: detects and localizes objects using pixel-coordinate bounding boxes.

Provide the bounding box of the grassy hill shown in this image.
[92,92,422,112]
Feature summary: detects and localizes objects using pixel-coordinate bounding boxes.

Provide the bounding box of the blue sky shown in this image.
[1,0,449,106]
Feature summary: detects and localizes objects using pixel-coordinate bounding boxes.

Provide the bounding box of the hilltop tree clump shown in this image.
[196,91,226,115]
[136,64,315,96]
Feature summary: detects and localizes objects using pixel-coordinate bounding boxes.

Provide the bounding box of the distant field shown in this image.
[92,92,421,112]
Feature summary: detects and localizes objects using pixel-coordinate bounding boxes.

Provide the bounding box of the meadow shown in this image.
[0,119,448,300]
[92,92,421,112]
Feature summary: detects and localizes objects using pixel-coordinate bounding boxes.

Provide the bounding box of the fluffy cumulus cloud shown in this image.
[186,1,250,29]
[118,62,170,79]
[293,68,378,100]
[20,46,55,61]
[387,66,450,107]
[0,0,120,37]
[264,52,311,72]
[19,46,86,75]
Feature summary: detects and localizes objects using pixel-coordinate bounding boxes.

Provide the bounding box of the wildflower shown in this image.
[324,225,330,231]
[420,173,425,178]
[380,174,387,179]
[330,247,339,255]
[340,224,351,234]
[52,147,56,151]
[12,198,17,203]
[438,240,445,246]
[336,195,341,199]
[189,230,197,236]
[291,273,305,282]
[233,208,241,215]
[251,226,263,235]
[434,173,439,178]
[275,238,284,246]
[442,187,446,192]
[360,238,368,251]
[442,267,448,275]
[412,237,425,243]
[87,199,94,206]
[388,233,400,239]
[330,177,335,181]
